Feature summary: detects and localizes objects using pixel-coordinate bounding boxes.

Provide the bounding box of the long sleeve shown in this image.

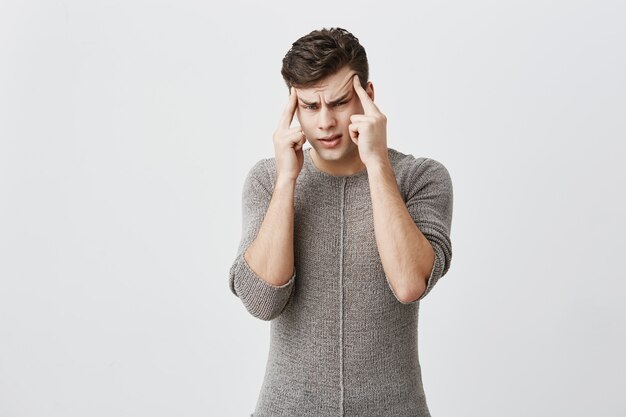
[229,159,296,321]
[404,158,453,302]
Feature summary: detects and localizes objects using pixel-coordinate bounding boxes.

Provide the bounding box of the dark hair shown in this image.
[281,27,369,91]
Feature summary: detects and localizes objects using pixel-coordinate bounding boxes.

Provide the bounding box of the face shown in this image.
[295,65,374,175]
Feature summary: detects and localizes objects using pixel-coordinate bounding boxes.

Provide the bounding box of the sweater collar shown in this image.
[303,148,370,180]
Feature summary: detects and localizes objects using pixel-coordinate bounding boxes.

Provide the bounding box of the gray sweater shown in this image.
[229,147,453,417]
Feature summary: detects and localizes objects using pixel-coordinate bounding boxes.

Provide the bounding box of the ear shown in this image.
[366,81,375,102]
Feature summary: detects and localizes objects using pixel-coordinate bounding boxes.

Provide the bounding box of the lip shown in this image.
[318,134,342,148]
[319,134,341,141]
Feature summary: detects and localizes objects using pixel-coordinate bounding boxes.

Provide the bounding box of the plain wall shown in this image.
[1,0,624,416]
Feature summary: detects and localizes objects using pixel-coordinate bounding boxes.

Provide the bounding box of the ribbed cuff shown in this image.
[230,253,296,321]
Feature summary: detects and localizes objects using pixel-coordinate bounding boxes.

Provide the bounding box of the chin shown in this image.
[313,145,348,161]
[314,139,356,158]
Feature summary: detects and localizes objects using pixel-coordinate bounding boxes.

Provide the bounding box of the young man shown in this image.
[229,27,453,417]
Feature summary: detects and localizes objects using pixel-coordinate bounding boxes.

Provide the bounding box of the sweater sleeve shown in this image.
[403,158,453,303]
[228,159,296,321]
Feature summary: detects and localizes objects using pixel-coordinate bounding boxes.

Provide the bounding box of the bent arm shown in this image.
[367,159,435,303]
[229,161,297,321]
[245,176,297,287]
[368,157,453,304]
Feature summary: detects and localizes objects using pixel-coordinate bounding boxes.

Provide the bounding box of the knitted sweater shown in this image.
[229,147,453,417]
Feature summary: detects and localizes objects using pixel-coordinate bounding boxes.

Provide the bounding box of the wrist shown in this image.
[364,153,392,171]
[275,175,298,189]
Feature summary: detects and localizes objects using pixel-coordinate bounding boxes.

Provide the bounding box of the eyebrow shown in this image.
[299,91,352,106]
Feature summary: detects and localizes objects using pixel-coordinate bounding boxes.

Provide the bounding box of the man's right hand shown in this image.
[273,87,306,182]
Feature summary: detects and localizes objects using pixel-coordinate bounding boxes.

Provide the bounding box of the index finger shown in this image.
[353,75,379,115]
[279,86,299,129]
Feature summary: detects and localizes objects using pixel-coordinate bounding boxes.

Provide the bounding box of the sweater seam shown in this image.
[416,156,431,172]
[339,177,346,417]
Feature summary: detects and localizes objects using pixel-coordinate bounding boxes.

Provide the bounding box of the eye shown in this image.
[334,101,347,107]
[303,104,317,110]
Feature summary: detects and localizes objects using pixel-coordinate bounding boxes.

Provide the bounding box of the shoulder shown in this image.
[244,156,277,195]
[388,147,451,180]
[246,156,274,178]
[387,148,452,196]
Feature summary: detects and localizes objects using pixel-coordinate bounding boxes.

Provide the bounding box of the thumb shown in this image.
[294,135,306,151]
[348,123,359,144]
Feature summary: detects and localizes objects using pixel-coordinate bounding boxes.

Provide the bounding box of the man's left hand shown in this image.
[349,74,388,167]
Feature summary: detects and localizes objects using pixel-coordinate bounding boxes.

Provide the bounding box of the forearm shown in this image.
[367,158,435,302]
[244,176,296,286]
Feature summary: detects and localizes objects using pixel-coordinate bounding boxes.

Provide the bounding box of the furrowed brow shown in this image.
[329,92,351,104]
[299,97,319,106]
[299,92,351,106]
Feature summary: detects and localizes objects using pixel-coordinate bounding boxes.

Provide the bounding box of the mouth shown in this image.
[318,134,342,148]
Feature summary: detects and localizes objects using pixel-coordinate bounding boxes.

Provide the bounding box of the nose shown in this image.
[317,105,336,131]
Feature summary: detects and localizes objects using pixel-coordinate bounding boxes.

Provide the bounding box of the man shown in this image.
[229,27,453,417]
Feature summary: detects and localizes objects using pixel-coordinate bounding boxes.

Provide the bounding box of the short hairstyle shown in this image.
[281,27,369,91]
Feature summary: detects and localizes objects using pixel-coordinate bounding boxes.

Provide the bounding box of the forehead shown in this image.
[296,66,356,99]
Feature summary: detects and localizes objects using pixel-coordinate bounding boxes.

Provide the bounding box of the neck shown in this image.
[310,148,367,176]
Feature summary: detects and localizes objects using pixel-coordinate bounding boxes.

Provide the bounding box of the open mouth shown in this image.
[319,134,341,148]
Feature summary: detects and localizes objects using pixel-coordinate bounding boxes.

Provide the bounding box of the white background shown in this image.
[1,0,625,416]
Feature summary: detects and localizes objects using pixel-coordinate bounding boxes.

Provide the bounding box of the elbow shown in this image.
[395,251,434,304]
[385,270,427,305]
[229,258,295,320]
[390,238,451,305]
[242,290,293,321]
[236,283,290,321]
[398,245,436,303]
[249,306,283,322]
[397,281,426,304]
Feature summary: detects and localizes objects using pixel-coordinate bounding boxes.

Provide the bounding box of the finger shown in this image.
[287,126,304,134]
[278,87,299,129]
[353,75,379,115]
[286,129,306,144]
[349,114,369,123]
[294,135,306,150]
[348,123,359,143]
